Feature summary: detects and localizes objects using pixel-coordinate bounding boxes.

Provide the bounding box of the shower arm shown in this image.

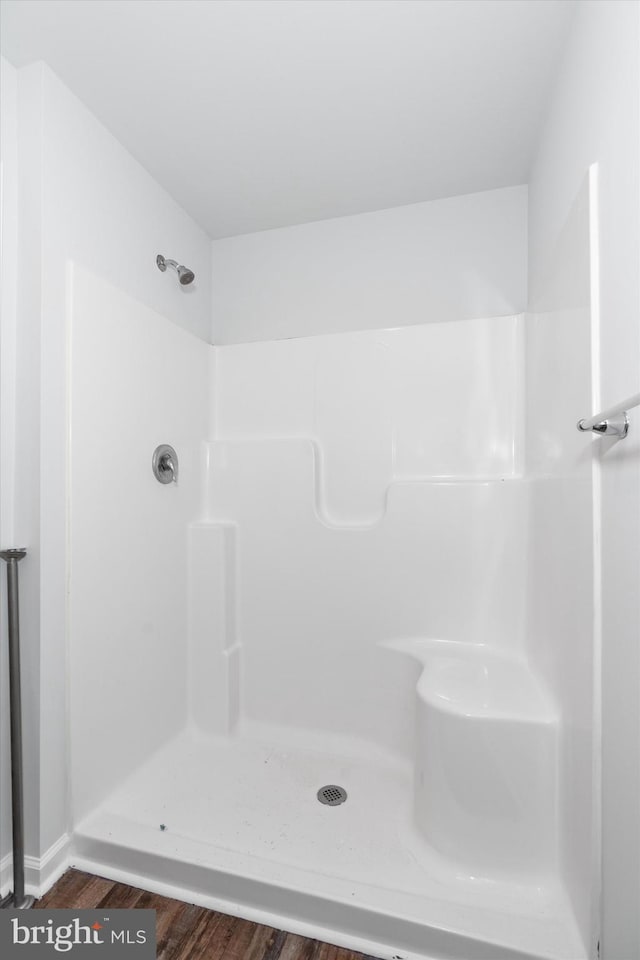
[156,254,195,286]
[577,390,640,438]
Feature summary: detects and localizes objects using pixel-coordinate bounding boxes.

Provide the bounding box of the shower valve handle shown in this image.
[152,445,178,484]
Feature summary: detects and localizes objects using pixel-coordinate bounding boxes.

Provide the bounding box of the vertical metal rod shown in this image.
[0,548,33,909]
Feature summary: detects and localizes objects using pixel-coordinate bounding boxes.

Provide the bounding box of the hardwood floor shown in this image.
[35,869,381,960]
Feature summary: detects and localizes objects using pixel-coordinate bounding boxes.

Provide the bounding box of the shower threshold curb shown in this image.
[70,818,582,960]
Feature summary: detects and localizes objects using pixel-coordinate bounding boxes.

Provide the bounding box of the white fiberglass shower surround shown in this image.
[65,175,596,960]
[1,3,639,960]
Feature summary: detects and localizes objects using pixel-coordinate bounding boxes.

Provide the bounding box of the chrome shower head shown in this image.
[176,264,195,285]
[156,254,195,286]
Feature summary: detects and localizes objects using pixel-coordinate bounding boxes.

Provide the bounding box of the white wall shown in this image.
[69,265,209,823]
[5,59,213,874]
[0,55,44,885]
[528,3,640,958]
[211,185,527,343]
[0,55,19,890]
[525,173,596,956]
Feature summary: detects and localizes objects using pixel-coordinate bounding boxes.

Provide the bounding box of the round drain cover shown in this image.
[317,784,347,806]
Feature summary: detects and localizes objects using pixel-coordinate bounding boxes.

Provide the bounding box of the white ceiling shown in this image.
[1,0,575,239]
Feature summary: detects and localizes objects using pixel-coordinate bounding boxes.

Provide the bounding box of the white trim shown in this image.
[588,162,603,960]
[21,834,70,898]
[0,852,12,899]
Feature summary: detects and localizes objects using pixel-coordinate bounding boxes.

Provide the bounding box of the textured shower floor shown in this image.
[72,726,584,960]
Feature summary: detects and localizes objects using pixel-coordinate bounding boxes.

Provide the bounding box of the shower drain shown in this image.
[317,784,348,806]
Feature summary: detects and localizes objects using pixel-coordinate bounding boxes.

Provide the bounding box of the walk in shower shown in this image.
[2,3,639,960]
[63,169,600,960]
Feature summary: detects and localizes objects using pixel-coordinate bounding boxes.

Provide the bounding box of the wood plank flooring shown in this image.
[36,869,381,960]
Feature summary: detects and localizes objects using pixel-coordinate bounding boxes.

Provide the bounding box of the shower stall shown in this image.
[65,171,598,960]
[1,3,639,960]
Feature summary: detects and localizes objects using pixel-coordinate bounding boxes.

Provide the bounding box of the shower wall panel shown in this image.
[215,315,524,522]
[206,443,526,756]
[68,264,209,823]
[530,6,640,947]
[7,60,214,871]
[525,175,596,953]
[209,316,527,754]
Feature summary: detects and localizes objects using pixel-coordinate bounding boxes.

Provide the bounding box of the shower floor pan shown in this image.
[72,726,585,960]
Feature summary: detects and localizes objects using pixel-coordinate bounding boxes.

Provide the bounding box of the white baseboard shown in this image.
[0,852,12,899]
[1,834,71,900]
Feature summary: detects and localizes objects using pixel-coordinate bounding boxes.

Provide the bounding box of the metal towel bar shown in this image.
[577,391,640,438]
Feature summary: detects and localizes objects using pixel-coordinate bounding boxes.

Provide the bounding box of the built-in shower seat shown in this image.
[383,638,559,882]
